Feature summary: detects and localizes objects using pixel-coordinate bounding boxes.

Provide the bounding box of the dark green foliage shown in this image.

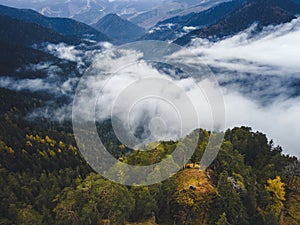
[216,171,248,225]
[216,213,231,225]
[54,173,135,225]
[129,186,160,222]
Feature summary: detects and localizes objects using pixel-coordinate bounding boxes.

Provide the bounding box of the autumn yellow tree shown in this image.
[265,176,286,217]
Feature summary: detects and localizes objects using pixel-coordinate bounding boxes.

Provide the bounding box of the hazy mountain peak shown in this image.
[92,13,146,43]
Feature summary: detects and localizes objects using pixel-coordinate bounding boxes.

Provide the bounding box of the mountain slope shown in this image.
[175,0,298,45]
[0,40,56,76]
[92,13,146,44]
[271,0,300,14]
[0,4,110,42]
[185,0,245,27]
[0,40,79,80]
[140,0,244,41]
[0,15,81,46]
[127,0,227,29]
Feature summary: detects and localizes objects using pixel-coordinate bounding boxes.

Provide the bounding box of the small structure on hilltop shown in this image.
[183,163,200,169]
[189,185,197,191]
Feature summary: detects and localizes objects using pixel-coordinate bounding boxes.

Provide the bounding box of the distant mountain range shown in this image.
[0,0,299,47]
[92,14,146,44]
[0,0,228,28]
[126,0,227,29]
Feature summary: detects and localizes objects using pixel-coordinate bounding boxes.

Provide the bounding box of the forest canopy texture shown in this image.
[0,88,299,225]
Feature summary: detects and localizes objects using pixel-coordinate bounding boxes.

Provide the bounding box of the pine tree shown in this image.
[217,171,249,225]
[216,213,231,225]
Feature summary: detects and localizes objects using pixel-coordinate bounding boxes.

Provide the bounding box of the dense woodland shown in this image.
[0,88,299,225]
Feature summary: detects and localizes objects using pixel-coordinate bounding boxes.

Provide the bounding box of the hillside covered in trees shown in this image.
[0,88,299,225]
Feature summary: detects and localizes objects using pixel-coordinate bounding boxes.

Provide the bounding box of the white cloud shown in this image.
[189,17,300,76]
[45,42,104,73]
[183,26,197,32]
[183,18,300,157]
[223,92,300,157]
[0,77,58,92]
[47,43,81,62]
[72,48,216,148]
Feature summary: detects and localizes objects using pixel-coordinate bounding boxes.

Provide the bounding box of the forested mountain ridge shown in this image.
[0,88,299,225]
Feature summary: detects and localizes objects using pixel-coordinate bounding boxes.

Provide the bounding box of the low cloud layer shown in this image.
[189,18,300,76]
[223,91,300,157]
[185,17,300,157]
[1,19,299,157]
[73,48,217,148]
